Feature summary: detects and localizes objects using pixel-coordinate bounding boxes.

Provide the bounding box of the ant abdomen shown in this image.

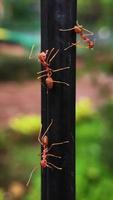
[46,77,54,89]
[40,159,47,168]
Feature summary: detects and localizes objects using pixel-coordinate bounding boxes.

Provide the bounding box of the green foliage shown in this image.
[77,115,113,200]
[77,117,103,141]
[99,100,113,170]
[1,113,113,200]
[99,99,113,127]
[7,143,40,184]
[77,0,113,27]
[9,115,41,135]
[76,97,95,122]
[3,0,40,27]
[0,131,8,149]
[0,189,4,200]
[1,0,40,32]
[89,178,113,200]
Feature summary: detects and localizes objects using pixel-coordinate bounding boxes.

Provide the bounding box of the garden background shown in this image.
[0,0,113,200]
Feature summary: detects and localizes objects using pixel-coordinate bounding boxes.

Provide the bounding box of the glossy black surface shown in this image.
[41,1,76,200]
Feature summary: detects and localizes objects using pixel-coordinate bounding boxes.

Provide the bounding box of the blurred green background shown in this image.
[77,0,113,200]
[0,0,113,200]
[0,1,41,200]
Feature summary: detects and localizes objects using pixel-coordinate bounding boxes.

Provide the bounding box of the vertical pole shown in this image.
[41,1,76,200]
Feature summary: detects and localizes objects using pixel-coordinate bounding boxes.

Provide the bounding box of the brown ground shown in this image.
[0,81,41,127]
[77,72,113,107]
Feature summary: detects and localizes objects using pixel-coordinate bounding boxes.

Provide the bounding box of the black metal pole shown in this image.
[41,1,76,200]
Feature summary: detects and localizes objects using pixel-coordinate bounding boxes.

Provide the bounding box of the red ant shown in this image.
[29,45,70,89]
[59,21,95,50]
[38,119,69,169]
[26,119,69,186]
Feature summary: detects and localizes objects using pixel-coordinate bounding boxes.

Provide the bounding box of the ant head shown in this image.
[38,52,47,63]
[74,25,82,33]
[46,77,53,89]
[40,160,47,168]
[42,135,48,145]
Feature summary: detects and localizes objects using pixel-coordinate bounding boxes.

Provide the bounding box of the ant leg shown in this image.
[82,28,94,35]
[48,141,69,152]
[49,49,59,64]
[53,66,70,73]
[65,41,89,51]
[53,80,69,87]
[46,164,53,169]
[83,33,94,37]
[76,21,93,35]
[47,154,62,159]
[46,48,55,63]
[29,44,37,59]
[37,74,47,80]
[37,69,48,75]
[64,41,80,51]
[41,119,53,140]
[59,27,75,31]
[26,167,38,187]
[64,43,75,51]
[47,162,62,170]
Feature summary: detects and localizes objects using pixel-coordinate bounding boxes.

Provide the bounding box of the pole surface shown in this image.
[41,1,76,200]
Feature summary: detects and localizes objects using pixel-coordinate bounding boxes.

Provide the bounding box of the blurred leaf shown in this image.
[0,189,4,200]
[76,97,95,122]
[9,115,41,135]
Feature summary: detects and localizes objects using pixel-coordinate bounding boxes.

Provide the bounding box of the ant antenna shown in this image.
[26,167,38,187]
[49,49,59,64]
[64,41,80,51]
[41,119,53,139]
[46,48,55,63]
[59,27,75,32]
[29,44,38,59]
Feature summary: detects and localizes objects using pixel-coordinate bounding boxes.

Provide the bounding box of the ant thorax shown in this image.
[42,149,48,159]
[38,52,47,63]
